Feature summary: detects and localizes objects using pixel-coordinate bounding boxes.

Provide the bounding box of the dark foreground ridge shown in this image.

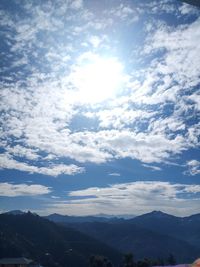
[0,212,121,267]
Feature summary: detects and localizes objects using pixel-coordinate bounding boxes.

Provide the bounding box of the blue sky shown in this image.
[0,0,200,216]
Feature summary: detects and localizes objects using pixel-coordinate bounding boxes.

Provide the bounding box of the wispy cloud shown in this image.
[0,154,84,176]
[69,181,200,199]
[46,181,200,216]
[104,3,140,24]
[108,173,121,177]
[142,164,162,171]
[0,182,51,197]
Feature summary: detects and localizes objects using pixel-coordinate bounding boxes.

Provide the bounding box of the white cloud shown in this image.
[96,108,156,129]
[139,0,177,15]
[0,0,199,176]
[6,145,39,160]
[51,196,60,199]
[70,129,189,164]
[0,182,51,197]
[46,181,200,216]
[70,0,83,10]
[144,18,200,88]
[179,2,199,16]
[187,93,200,111]
[100,3,140,27]
[142,164,162,171]
[185,160,200,176]
[184,184,200,193]
[88,35,102,48]
[108,173,121,177]
[0,154,84,176]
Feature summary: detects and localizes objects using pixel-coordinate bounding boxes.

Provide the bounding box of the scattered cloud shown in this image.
[88,35,103,48]
[139,0,177,15]
[51,196,61,199]
[96,108,156,129]
[0,0,199,181]
[6,145,39,161]
[179,2,199,15]
[70,0,83,10]
[185,160,200,176]
[142,164,162,171]
[0,182,51,197]
[108,173,121,177]
[0,154,84,176]
[106,3,140,24]
[144,18,200,88]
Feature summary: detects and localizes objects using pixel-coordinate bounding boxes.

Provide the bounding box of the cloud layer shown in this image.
[46,181,200,216]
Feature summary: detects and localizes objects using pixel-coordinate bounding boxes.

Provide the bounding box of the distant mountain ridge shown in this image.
[2,210,136,222]
[3,209,200,223]
[44,213,126,223]
[47,210,200,263]
[44,210,200,224]
[127,210,200,252]
[4,210,25,215]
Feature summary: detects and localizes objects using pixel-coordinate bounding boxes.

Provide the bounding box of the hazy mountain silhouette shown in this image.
[45,213,124,223]
[128,211,200,250]
[55,211,200,263]
[4,210,25,215]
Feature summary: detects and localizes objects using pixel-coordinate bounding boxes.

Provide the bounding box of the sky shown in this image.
[0,0,200,217]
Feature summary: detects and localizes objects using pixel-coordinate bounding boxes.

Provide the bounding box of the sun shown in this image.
[71,56,124,103]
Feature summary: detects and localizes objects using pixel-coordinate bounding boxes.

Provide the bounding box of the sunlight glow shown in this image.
[72,57,124,103]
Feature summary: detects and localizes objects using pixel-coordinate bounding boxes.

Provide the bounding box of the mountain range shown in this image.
[44,213,125,223]
[1,210,199,265]
[46,210,200,263]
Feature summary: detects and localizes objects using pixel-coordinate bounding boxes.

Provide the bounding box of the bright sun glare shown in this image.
[72,57,124,103]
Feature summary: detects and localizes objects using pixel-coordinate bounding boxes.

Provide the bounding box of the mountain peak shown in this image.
[136,210,177,219]
[151,210,168,216]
